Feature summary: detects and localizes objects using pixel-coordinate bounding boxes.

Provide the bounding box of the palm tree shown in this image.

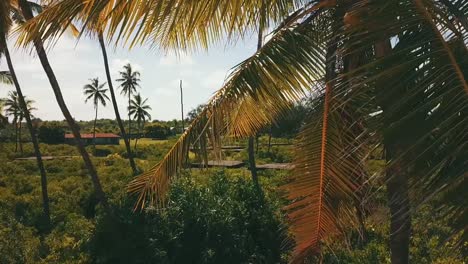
[12,0,138,174]
[83,77,109,151]
[116,63,140,140]
[19,0,467,263]
[16,0,109,210]
[129,93,151,150]
[3,91,35,154]
[0,1,50,227]
[98,33,138,175]
[3,91,20,150]
[17,96,35,154]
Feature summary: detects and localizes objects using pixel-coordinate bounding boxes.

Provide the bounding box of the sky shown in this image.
[0,33,258,121]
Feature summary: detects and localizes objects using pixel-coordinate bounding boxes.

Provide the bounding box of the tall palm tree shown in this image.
[116,63,140,140]
[98,33,138,175]
[83,77,109,151]
[128,93,151,150]
[19,0,468,263]
[16,0,109,210]
[12,0,138,174]
[17,95,35,154]
[3,91,35,154]
[0,0,50,227]
[3,91,20,150]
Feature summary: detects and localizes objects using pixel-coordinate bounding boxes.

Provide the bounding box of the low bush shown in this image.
[90,171,290,264]
[144,123,171,139]
[38,122,65,144]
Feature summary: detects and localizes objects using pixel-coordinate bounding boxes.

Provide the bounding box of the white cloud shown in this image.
[159,52,194,66]
[202,70,228,89]
[0,31,258,121]
[153,87,177,97]
[110,58,144,74]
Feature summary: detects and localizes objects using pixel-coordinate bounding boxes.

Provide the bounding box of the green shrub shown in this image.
[93,148,112,157]
[41,214,94,264]
[144,123,171,139]
[0,209,41,264]
[38,122,65,144]
[90,171,290,264]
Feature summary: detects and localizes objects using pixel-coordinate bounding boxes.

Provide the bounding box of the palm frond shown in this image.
[0,71,13,85]
[334,0,468,243]
[83,77,109,107]
[16,0,309,51]
[284,82,369,260]
[127,17,328,209]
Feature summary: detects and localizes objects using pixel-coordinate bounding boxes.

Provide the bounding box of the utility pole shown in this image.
[180,80,185,133]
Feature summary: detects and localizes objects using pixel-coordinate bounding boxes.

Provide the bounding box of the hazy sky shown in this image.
[0,33,258,121]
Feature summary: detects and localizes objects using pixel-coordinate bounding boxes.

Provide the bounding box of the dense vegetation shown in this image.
[0,137,465,263]
[0,0,466,263]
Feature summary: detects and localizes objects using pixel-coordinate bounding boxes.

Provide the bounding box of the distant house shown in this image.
[64,133,120,145]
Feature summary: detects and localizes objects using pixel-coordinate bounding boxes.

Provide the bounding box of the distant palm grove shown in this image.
[0,0,466,264]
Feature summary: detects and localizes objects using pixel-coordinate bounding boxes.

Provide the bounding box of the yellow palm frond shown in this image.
[127,20,328,209]
[283,82,367,261]
[16,0,311,50]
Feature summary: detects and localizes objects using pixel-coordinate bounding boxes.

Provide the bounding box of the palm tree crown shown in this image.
[4,90,35,121]
[129,93,151,124]
[116,63,140,96]
[0,71,12,84]
[83,77,109,109]
[116,63,141,137]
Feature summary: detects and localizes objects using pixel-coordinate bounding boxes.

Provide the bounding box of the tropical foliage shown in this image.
[0,0,465,263]
[0,141,465,263]
[144,122,171,139]
[37,122,65,144]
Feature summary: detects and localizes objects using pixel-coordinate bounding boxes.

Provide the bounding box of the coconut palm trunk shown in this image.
[18,117,22,154]
[98,32,137,174]
[134,120,140,150]
[247,26,264,192]
[93,103,98,151]
[247,137,259,189]
[14,116,18,152]
[1,36,50,228]
[385,145,411,264]
[19,1,108,210]
[128,91,131,136]
[375,39,411,264]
